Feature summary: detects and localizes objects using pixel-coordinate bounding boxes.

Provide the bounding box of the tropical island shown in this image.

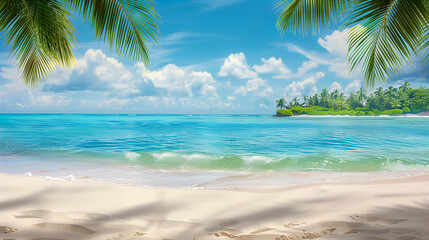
[275,81,429,117]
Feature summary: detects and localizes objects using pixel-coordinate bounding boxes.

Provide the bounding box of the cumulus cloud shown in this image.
[234,78,273,97]
[137,63,217,97]
[317,29,349,57]
[44,49,138,96]
[0,49,238,113]
[329,82,343,92]
[295,61,319,78]
[218,53,258,79]
[345,80,361,93]
[253,57,291,77]
[284,29,362,79]
[218,53,274,97]
[41,49,219,99]
[283,72,324,98]
[227,96,236,101]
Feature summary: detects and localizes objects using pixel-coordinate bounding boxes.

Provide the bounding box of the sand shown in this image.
[1,173,429,240]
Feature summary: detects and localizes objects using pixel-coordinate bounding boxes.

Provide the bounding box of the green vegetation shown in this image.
[275,0,429,88]
[275,82,429,116]
[276,109,293,117]
[0,0,159,85]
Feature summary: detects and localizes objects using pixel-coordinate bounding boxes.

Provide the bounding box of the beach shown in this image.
[1,173,429,240]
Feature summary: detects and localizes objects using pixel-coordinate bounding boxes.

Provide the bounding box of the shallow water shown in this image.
[0,114,428,188]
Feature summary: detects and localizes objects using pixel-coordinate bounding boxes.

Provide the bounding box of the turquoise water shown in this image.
[0,114,428,187]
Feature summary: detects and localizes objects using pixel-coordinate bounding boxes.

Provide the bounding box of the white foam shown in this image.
[152,153,177,161]
[241,156,277,164]
[67,174,76,181]
[46,176,62,181]
[24,172,32,177]
[183,154,213,161]
[124,152,140,161]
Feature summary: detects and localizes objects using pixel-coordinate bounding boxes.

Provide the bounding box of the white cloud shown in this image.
[227,96,236,101]
[317,29,349,56]
[218,53,258,79]
[329,82,343,92]
[345,80,361,93]
[283,72,324,98]
[284,29,362,79]
[295,61,319,78]
[234,86,247,96]
[138,63,218,97]
[44,49,138,96]
[253,57,291,77]
[234,78,273,97]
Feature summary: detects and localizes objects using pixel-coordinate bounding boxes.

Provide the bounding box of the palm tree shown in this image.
[0,0,159,86]
[390,99,401,109]
[303,96,309,107]
[331,89,340,100]
[276,98,286,109]
[292,97,300,107]
[275,1,429,88]
[399,81,411,92]
[313,93,319,106]
[320,88,330,107]
[357,88,367,106]
[375,87,384,98]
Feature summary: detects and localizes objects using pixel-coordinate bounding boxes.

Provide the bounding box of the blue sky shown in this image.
[0,0,428,114]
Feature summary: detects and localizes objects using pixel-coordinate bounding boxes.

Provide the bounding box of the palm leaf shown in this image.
[68,0,160,66]
[0,0,76,86]
[275,0,348,35]
[346,0,429,88]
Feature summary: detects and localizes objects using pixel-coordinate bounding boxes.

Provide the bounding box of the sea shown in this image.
[0,114,428,189]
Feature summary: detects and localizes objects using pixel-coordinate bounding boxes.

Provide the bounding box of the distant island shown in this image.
[275,82,429,117]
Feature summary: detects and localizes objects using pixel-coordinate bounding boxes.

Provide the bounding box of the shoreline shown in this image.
[275,113,429,117]
[4,169,429,190]
[2,173,429,239]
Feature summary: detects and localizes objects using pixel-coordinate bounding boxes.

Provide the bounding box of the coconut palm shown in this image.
[320,88,330,107]
[292,97,301,107]
[275,0,429,88]
[331,89,340,100]
[276,98,287,109]
[399,81,411,92]
[0,0,159,86]
[390,99,401,109]
[357,88,367,105]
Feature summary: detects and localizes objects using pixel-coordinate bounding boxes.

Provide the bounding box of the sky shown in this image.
[0,0,428,114]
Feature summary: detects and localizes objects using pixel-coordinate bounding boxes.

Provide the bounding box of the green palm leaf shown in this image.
[346,0,428,88]
[68,0,159,64]
[275,0,429,88]
[0,0,76,86]
[0,0,159,86]
[275,0,348,35]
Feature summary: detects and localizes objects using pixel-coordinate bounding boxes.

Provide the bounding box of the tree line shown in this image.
[276,82,429,113]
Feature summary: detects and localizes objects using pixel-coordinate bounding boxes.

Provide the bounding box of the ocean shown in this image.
[0,114,428,188]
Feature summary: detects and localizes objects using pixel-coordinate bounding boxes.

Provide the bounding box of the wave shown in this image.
[115,151,429,173]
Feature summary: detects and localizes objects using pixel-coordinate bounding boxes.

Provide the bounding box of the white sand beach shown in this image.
[1,173,429,240]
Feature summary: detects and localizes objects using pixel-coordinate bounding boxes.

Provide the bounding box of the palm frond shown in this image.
[0,0,76,86]
[68,0,160,66]
[346,0,428,88]
[275,0,348,35]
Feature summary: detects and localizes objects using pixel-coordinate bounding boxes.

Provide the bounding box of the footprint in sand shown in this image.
[33,223,96,234]
[215,231,237,238]
[0,226,17,234]
[284,222,306,228]
[276,228,336,240]
[350,214,381,222]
